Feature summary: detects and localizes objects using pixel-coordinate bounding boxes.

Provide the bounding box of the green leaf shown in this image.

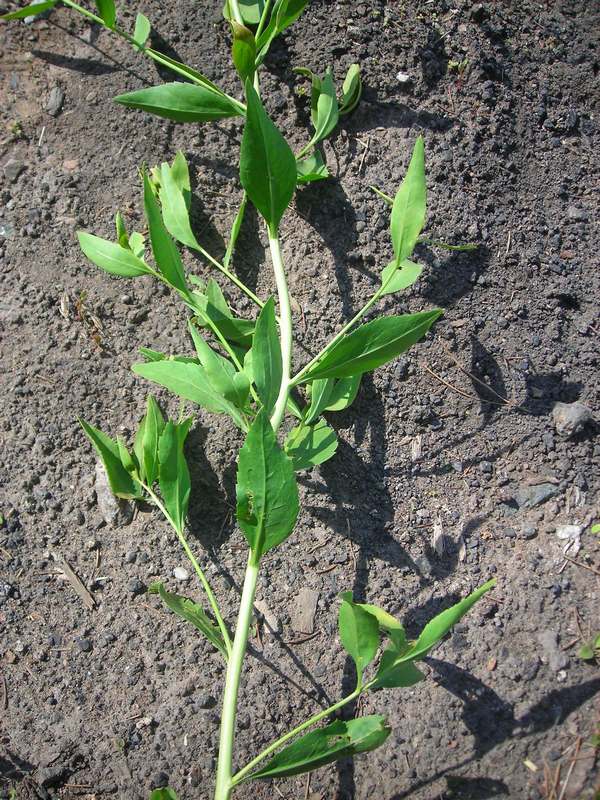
[141,395,165,486]
[354,602,405,636]
[418,237,478,252]
[133,12,151,48]
[373,659,425,689]
[338,594,380,675]
[143,173,187,292]
[158,162,199,251]
[149,790,179,800]
[223,0,265,25]
[311,69,339,145]
[239,80,297,233]
[296,151,329,184]
[115,211,129,247]
[301,310,443,381]
[236,410,299,557]
[304,378,334,425]
[391,137,426,265]
[170,151,191,199]
[399,579,496,663]
[590,523,600,535]
[256,0,309,63]
[206,279,232,318]
[132,360,247,430]
[188,321,245,407]
[157,419,193,533]
[252,297,282,415]
[78,231,149,278]
[129,231,145,259]
[1,1,57,20]
[145,50,226,95]
[339,63,362,115]
[325,375,361,412]
[380,260,423,296]
[578,643,595,661]
[117,436,138,477]
[114,83,243,123]
[285,418,338,471]
[148,581,227,657]
[231,21,256,82]
[94,0,116,26]
[250,715,391,780]
[79,420,142,500]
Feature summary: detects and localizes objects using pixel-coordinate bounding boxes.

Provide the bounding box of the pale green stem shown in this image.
[192,242,264,310]
[143,484,232,658]
[255,0,272,39]
[228,0,244,25]
[269,231,293,431]
[214,554,259,800]
[231,682,368,785]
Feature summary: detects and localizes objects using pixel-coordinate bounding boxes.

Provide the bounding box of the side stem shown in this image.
[269,231,293,431]
[214,554,259,800]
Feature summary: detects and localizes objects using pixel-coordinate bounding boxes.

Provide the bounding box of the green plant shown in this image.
[3,2,496,798]
[578,633,600,663]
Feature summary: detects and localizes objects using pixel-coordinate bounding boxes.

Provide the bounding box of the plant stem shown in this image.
[214,554,260,800]
[255,0,272,39]
[228,0,245,25]
[143,485,232,658]
[231,684,364,785]
[223,193,248,269]
[268,231,293,431]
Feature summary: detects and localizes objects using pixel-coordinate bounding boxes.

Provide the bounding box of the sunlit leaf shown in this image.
[157,418,193,533]
[143,173,187,292]
[380,260,423,296]
[79,420,142,500]
[252,297,282,415]
[339,63,362,115]
[338,594,380,675]
[390,137,426,265]
[78,231,149,278]
[1,1,57,20]
[133,12,151,49]
[94,0,115,27]
[115,83,242,123]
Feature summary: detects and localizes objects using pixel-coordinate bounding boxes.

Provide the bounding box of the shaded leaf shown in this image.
[143,173,187,292]
[312,69,338,145]
[300,310,443,381]
[79,420,142,499]
[239,80,296,233]
[149,790,179,800]
[78,231,149,278]
[252,297,282,415]
[338,594,380,675]
[157,419,193,533]
[391,137,426,265]
[148,581,226,657]
[296,151,329,184]
[325,375,361,412]
[188,321,243,406]
[285,418,338,471]
[129,231,145,259]
[250,715,391,780]
[256,0,309,63]
[236,410,299,557]
[223,0,265,25]
[115,82,242,123]
[380,260,423,296]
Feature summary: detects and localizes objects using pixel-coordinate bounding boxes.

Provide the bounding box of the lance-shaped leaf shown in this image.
[115,83,242,123]
[325,375,361,412]
[79,420,142,500]
[300,309,443,381]
[398,579,497,663]
[373,658,425,689]
[296,152,329,185]
[338,594,380,676]
[339,64,362,115]
[231,21,256,82]
[149,790,179,800]
[380,260,423,296]
[391,136,426,265]
[239,80,297,233]
[285,418,338,471]
[304,378,334,425]
[236,410,299,557]
[311,69,339,146]
[94,0,115,26]
[170,151,191,200]
[1,0,57,21]
[78,232,149,278]
[143,173,187,292]
[249,716,391,780]
[132,360,247,430]
[158,161,199,251]
[252,298,282,415]
[148,581,227,657]
[157,419,193,533]
[140,395,165,486]
[256,0,309,63]
[133,12,151,49]
[188,322,249,408]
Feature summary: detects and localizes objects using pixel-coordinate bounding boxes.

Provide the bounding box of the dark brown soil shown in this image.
[1,1,599,799]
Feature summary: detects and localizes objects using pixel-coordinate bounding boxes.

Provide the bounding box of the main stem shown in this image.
[214,555,259,800]
[269,231,293,431]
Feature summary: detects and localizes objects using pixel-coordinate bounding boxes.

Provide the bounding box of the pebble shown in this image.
[173,566,190,582]
[537,629,568,673]
[95,462,134,527]
[77,638,92,653]
[150,772,169,790]
[254,599,282,633]
[290,587,319,634]
[46,86,65,117]
[514,482,559,510]
[396,71,411,84]
[3,160,25,183]
[128,578,145,596]
[552,401,593,438]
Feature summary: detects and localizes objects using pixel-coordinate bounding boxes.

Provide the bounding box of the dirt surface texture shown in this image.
[1,0,599,798]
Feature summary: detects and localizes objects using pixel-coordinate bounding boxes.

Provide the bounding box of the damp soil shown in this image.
[1,1,599,798]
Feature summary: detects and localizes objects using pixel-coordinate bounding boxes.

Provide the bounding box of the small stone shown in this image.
[552,401,593,438]
[63,159,79,171]
[173,566,190,582]
[290,587,319,634]
[396,71,411,84]
[150,772,169,790]
[537,629,568,673]
[128,578,145,596]
[195,692,216,709]
[514,482,559,510]
[77,638,92,653]
[254,599,282,633]
[95,462,133,527]
[416,554,433,576]
[4,159,25,183]
[566,206,588,222]
[125,550,137,564]
[556,524,582,556]
[46,86,65,117]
